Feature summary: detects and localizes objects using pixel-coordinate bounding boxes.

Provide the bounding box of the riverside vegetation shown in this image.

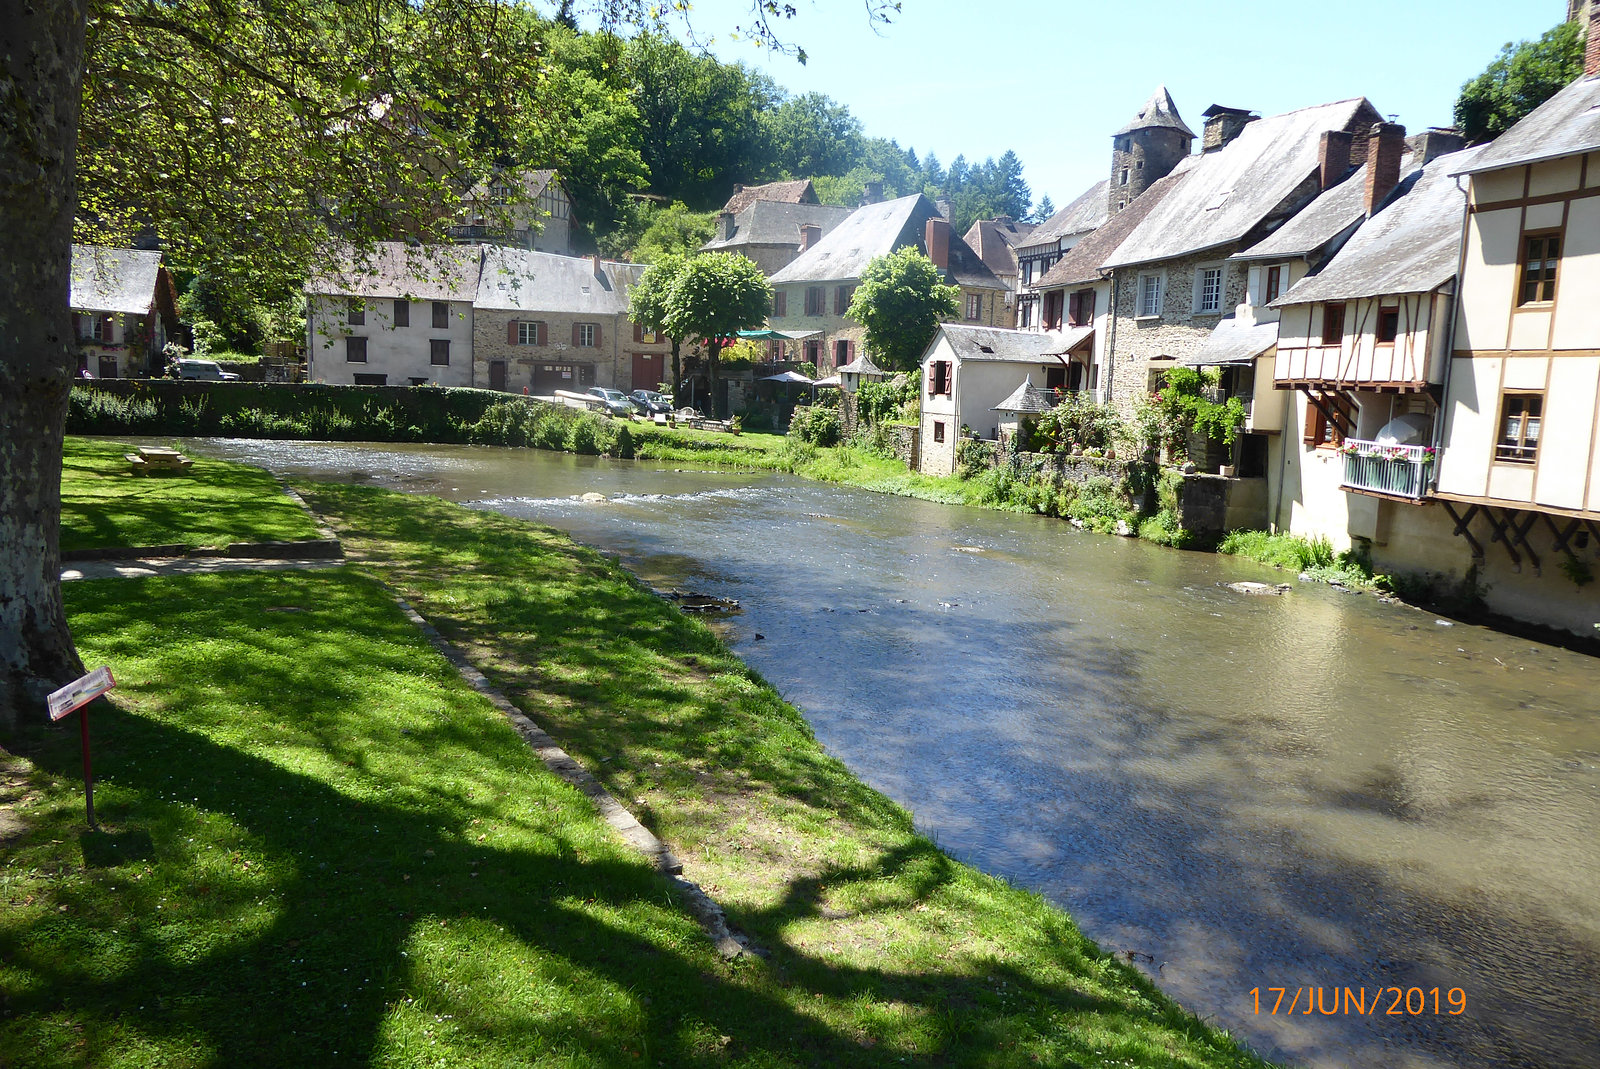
[0,440,1276,1068]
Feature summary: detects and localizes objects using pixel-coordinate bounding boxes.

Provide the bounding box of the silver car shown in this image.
[175,358,239,381]
[586,387,637,417]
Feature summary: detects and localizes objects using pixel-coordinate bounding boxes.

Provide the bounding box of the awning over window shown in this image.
[1182,317,1279,366]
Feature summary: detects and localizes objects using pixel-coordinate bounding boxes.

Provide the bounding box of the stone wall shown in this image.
[1177,473,1269,538]
[1107,248,1249,418]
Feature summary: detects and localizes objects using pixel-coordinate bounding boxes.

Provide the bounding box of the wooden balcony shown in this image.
[1340,440,1432,499]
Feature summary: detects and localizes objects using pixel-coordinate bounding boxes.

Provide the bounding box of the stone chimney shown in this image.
[799,223,821,251]
[731,183,744,197]
[935,197,953,221]
[1587,0,1600,77]
[1408,127,1467,165]
[925,217,950,270]
[591,253,602,277]
[863,180,883,205]
[719,211,735,240]
[1364,122,1406,216]
[1201,105,1257,153]
[1318,130,1353,191]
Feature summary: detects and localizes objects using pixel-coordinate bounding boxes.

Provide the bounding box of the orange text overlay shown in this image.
[1251,987,1466,1016]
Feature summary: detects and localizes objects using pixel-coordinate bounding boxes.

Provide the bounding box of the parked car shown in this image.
[586,386,637,417]
[175,358,239,381]
[630,390,674,415]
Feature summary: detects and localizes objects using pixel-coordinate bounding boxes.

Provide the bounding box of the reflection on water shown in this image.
[188,438,1600,1069]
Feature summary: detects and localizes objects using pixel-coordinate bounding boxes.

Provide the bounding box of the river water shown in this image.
[187,438,1600,1069]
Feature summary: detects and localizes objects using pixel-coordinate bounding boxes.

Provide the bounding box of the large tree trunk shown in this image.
[706,343,722,419]
[1,0,90,729]
[670,339,682,410]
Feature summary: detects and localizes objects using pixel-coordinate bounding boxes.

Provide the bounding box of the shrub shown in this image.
[1027,394,1123,454]
[789,405,841,446]
[1138,509,1192,548]
[1066,475,1134,532]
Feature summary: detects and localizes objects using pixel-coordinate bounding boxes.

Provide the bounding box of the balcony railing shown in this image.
[1339,440,1433,499]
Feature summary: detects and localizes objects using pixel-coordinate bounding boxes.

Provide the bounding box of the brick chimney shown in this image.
[1587,0,1600,77]
[925,217,950,270]
[799,223,821,251]
[1318,130,1352,191]
[1364,122,1406,216]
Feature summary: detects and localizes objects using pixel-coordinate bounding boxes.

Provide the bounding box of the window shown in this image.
[1042,290,1064,330]
[1138,274,1162,317]
[834,339,852,367]
[966,293,983,321]
[1376,306,1400,345]
[1068,289,1095,327]
[515,321,544,345]
[1264,264,1285,304]
[632,322,658,344]
[930,360,952,396]
[1197,267,1223,314]
[933,421,946,443]
[1322,302,1346,346]
[430,339,450,366]
[345,337,367,363]
[84,313,114,342]
[432,301,449,329]
[1302,391,1354,447]
[805,287,825,316]
[803,339,821,365]
[834,285,855,315]
[1119,168,1130,185]
[772,290,786,317]
[393,299,410,327]
[575,323,596,347]
[1496,393,1543,463]
[1519,232,1560,305]
[347,298,365,326]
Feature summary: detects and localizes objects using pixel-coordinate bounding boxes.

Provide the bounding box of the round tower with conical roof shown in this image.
[1109,86,1194,215]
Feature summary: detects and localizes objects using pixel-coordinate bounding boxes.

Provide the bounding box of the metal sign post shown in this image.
[47,666,116,829]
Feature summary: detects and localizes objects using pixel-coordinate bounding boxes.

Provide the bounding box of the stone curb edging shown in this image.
[385,591,754,961]
[277,483,342,543]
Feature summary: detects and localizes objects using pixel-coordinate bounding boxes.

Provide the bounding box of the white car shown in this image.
[175,358,239,381]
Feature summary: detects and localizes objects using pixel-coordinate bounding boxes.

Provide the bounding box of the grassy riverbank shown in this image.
[60,438,322,552]
[0,451,1275,1067]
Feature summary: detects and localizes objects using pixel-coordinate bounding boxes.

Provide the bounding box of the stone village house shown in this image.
[304,243,669,394]
[700,178,855,277]
[70,245,179,379]
[961,215,1035,328]
[766,193,1007,374]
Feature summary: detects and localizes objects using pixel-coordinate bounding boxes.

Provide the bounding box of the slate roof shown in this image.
[1233,154,1420,261]
[70,246,163,314]
[930,324,1092,364]
[701,201,854,251]
[1114,86,1197,139]
[768,194,1004,290]
[1036,168,1191,289]
[1180,317,1280,366]
[837,352,888,376]
[1015,179,1111,253]
[476,247,644,315]
[1274,146,1482,306]
[1102,97,1383,270]
[722,179,818,215]
[1453,74,1600,175]
[993,378,1059,414]
[963,216,1036,276]
[306,243,483,302]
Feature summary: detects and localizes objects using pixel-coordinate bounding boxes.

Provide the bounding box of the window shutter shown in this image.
[633,322,643,343]
[1302,394,1320,445]
[847,340,856,362]
[572,322,581,345]
[593,323,602,347]
[536,322,546,346]
[774,291,786,317]
[508,320,518,345]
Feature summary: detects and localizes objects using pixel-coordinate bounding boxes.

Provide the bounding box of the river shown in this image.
[187,438,1600,1069]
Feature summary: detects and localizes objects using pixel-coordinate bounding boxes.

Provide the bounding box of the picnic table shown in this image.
[126,446,194,475]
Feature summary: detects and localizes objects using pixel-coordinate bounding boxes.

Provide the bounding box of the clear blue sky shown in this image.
[599,0,1566,212]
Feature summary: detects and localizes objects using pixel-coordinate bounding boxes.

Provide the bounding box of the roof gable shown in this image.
[1115,85,1196,139]
[768,194,1003,290]
[722,179,818,215]
[70,246,163,314]
[1103,97,1383,269]
[1016,179,1111,252]
[701,200,855,251]
[1037,169,1191,289]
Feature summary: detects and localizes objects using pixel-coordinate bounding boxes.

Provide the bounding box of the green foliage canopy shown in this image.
[845,247,959,371]
[1455,20,1584,142]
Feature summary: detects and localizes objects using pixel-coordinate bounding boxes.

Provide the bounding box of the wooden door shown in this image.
[631,352,662,392]
[489,360,507,391]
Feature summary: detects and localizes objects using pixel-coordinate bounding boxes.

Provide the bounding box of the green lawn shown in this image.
[60,437,322,552]
[2,462,1273,1067]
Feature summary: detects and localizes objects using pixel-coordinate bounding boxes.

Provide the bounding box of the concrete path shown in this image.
[62,557,346,581]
